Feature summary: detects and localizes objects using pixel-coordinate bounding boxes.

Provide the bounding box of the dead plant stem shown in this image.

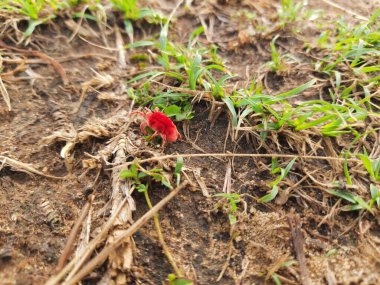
[46,196,129,285]
[0,76,11,111]
[0,155,65,180]
[143,188,183,277]
[0,39,68,85]
[56,195,94,271]
[62,181,189,285]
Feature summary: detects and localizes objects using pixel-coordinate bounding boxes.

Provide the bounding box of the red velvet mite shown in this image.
[131,107,182,150]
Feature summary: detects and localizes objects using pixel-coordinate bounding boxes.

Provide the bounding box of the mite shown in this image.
[131,107,182,149]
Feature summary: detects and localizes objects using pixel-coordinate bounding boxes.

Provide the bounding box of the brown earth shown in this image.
[1,1,380,284]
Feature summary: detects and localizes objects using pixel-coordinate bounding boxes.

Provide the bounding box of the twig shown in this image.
[275,274,299,285]
[67,5,88,43]
[320,0,369,21]
[79,36,120,51]
[0,155,65,180]
[151,80,214,100]
[265,254,291,282]
[104,134,135,281]
[46,196,129,285]
[56,195,95,271]
[0,76,11,111]
[222,160,232,194]
[74,198,93,258]
[0,39,68,85]
[287,213,312,285]
[114,25,127,69]
[116,152,361,169]
[63,181,189,285]
[57,53,116,62]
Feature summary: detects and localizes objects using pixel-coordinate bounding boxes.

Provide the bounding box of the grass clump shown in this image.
[0,0,74,36]
[127,25,230,120]
[124,6,380,212]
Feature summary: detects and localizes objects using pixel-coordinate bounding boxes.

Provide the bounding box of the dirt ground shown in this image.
[1,0,380,284]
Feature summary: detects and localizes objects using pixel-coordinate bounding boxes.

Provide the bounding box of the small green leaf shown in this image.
[189,26,205,43]
[127,71,164,83]
[149,168,163,173]
[228,214,237,225]
[124,20,133,42]
[276,79,317,100]
[328,189,372,212]
[188,53,202,90]
[353,195,372,212]
[24,15,55,37]
[343,153,353,185]
[281,158,297,178]
[164,105,181,117]
[174,157,183,186]
[175,157,184,174]
[170,278,193,285]
[120,164,138,179]
[369,7,380,25]
[161,176,173,189]
[138,172,148,179]
[272,273,282,285]
[258,185,279,203]
[127,40,155,48]
[137,184,147,193]
[295,114,335,131]
[370,184,380,208]
[120,169,135,178]
[327,189,356,203]
[271,157,280,174]
[270,175,283,187]
[168,274,176,281]
[358,154,375,179]
[270,35,281,71]
[325,248,337,257]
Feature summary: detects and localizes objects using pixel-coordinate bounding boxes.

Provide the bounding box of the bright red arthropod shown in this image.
[131,107,182,149]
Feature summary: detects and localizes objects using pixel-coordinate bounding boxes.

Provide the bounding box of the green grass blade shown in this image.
[276,79,317,100]
[127,40,155,48]
[127,71,164,83]
[358,154,375,179]
[223,97,238,127]
[258,185,279,203]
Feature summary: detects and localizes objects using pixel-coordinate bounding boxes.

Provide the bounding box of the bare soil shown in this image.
[1,1,380,285]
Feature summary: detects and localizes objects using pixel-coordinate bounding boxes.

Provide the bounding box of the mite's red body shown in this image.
[131,107,182,149]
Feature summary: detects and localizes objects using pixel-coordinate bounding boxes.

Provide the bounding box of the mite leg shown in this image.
[144,107,153,114]
[130,111,146,117]
[140,122,148,134]
[161,137,168,151]
[147,131,160,141]
[177,131,183,142]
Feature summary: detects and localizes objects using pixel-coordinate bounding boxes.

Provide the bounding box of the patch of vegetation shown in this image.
[214,192,241,225]
[0,0,74,37]
[120,157,188,281]
[258,157,297,203]
[0,0,164,39]
[124,5,380,213]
